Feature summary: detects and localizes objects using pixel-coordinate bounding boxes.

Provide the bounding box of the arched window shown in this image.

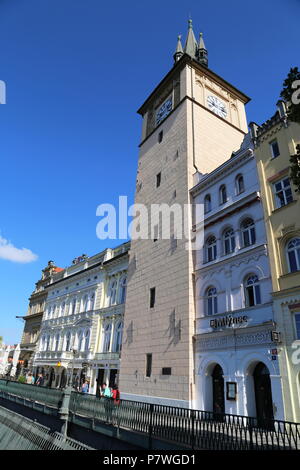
[89,293,95,311]
[241,218,256,247]
[61,302,65,316]
[236,174,245,194]
[223,228,235,254]
[46,335,50,351]
[119,277,127,304]
[53,305,57,318]
[54,334,60,351]
[204,194,211,213]
[244,274,261,307]
[81,295,88,312]
[71,298,77,315]
[206,236,217,262]
[103,324,112,352]
[84,329,90,352]
[205,287,218,315]
[65,332,71,352]
[41,335,46,351]
[78,330,84,351]
[287,238,300,272]
[109,280,117,306]
[114,322,123,352]
[219,185,227,205]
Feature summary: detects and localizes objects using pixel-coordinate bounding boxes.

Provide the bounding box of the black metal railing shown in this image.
[1,378,299,451]
[69,392,300,450]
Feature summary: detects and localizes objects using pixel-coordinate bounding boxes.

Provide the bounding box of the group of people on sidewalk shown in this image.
[81,380,120,404]
[25,372,44,386]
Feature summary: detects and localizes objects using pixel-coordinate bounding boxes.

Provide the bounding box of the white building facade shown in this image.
[33,242,129,393]
[191,136,285,421]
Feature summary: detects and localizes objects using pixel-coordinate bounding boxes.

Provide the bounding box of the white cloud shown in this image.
[0,235,38,263]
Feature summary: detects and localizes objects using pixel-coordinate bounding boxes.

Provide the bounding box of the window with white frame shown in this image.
[236,174,245,194]
[78,330,84,351]
[273,177,293,208]
[241,218,256,247]
[119,277,127,304]
[84,329,90,351]
[295,314,300,340]
[65,331,71,351]
[244,274,261,307]
[103,324,112,352]
[109,280,117,306]
[223,228,235,255]
[206,236,217,262]
[205,286,218,315]
[54,334,60,351]
[114,322,123,352]
[287,238,300,272]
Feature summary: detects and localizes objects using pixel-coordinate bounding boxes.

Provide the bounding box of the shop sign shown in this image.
[210,315,248,329]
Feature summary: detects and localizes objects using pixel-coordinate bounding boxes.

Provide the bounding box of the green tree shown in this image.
[280,67,300,193]
[0,336,3,346]
[280,67,300,123]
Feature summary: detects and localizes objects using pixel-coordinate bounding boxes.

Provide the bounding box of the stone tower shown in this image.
[119,20,250,407]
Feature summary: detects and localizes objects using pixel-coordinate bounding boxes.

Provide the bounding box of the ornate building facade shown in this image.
[33,242,129,392]
[191,135,285,420]
[250,102,300,421]
[16,261,63,376]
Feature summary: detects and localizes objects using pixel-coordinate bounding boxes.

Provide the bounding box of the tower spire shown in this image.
[184,18,198,60]
[174,35,183,63]
[198,32,208,67]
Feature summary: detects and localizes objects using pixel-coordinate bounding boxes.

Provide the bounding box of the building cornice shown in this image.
[137,54,250,116]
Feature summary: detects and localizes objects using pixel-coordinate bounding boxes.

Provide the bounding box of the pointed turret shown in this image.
[184,19,198,60]
[198,32,208,67]
[174,35,183,63]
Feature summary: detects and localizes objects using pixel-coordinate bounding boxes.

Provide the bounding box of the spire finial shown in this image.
[198,31,208,67]
[174,34,184,63]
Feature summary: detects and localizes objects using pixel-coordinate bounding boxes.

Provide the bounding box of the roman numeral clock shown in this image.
[207,95,227,119]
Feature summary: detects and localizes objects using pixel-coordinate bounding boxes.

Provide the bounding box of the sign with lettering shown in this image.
[210,315,248,329]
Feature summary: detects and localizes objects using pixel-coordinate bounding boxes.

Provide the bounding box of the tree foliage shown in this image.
[280,67,300,123]
[280,67,300,193]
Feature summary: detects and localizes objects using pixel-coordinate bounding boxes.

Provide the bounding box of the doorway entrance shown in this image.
[212,364,225,415]
[253,362,274,428]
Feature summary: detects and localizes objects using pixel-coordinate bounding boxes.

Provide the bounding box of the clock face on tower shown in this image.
[156,97,173,125]
[207,95,227,119]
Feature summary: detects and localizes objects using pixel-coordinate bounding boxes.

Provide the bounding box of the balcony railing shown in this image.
[94,352,120,361]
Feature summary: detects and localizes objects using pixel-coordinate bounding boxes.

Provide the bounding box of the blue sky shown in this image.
[0,0,299,344]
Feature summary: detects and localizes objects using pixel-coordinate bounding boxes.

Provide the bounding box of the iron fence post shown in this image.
[58,385,72,438]
[191,409,195,450]
[148,403,154,450]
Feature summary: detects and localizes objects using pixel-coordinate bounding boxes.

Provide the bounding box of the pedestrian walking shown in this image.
[81,380,89,394]
[26,372,35,385]
[35,373,44,386]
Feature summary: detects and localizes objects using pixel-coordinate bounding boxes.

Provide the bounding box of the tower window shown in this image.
[270,140,280,158]
[158,130,163,143]
[146,354,152,377]
[150,287,156,308]
[156,172,161,188]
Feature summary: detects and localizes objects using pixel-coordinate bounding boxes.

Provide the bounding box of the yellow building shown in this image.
[250,100,300,421]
